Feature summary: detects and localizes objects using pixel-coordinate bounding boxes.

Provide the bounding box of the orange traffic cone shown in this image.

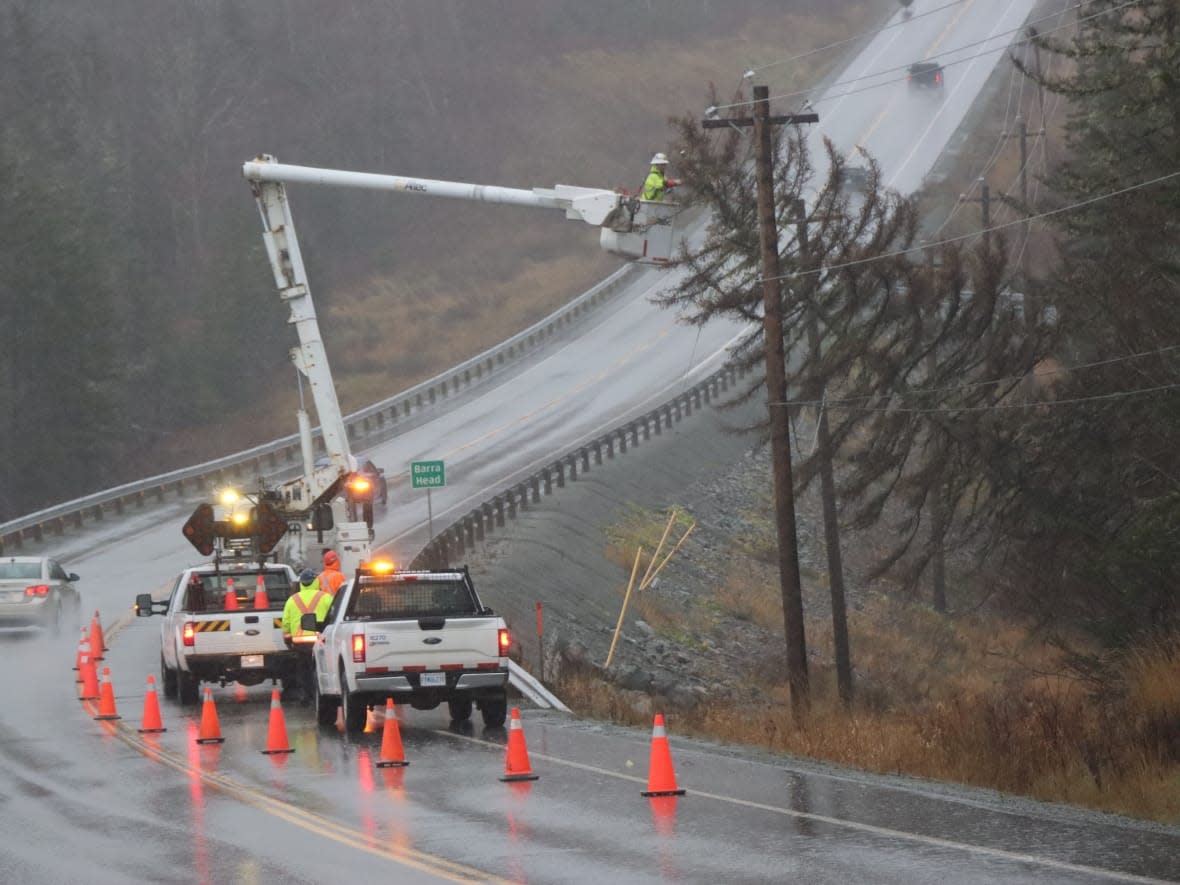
[89,611,106,660]
[73,627,89,672]
[224,578,238,610]
[252,574,269,610]
[74,635,91,678]
[93,666,121,721]
[138,675,166,733]
[641,714,685,796]
[376,699,409,768]
[261,689,294,755]
[499,707,539,782]
[78,650,100,701]
[196,686,225,744]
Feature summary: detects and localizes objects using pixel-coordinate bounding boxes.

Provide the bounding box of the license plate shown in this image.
[420,672,446,687]
[241,654,264,668]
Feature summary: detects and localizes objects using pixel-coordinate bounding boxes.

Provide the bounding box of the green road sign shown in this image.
[411,460,446,489]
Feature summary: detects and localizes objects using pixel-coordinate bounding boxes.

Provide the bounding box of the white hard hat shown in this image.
[650,152,669,165]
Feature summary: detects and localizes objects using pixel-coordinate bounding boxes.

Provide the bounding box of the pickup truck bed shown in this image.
[310,564,510,731]
[136,561,298,704]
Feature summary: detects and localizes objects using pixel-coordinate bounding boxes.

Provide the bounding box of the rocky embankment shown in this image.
[463,393,841,717]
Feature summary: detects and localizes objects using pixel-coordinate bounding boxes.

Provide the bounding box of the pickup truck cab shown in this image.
[136,559,298,704]
[307,561,510,732]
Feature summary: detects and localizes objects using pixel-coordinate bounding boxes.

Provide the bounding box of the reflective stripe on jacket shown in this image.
[319,566,346,596]
[282,581,331,639]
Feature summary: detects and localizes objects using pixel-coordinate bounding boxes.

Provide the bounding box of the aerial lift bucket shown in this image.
[600,200,680,264]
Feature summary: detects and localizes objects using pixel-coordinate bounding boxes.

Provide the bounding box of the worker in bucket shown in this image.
[642,152,679,202]
[282,568,331,704]
[318,549,346,596]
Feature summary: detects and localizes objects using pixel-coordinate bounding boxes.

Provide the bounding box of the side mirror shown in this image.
[68,573,80,582]
[299,612,320,632]
[135,593,156,617]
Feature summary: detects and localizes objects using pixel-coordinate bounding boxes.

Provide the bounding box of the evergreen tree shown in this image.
[1007,1,1180,645]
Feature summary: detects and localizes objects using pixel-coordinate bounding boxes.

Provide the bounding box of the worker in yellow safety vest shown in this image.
[641,152,679,201]
[282,568,332,704]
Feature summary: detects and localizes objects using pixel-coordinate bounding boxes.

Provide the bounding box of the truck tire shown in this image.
[447,695,473,722]
[314,675,340,727]
[480,693,508,729]
[340,664,367,734]
[161,655,178,699]
[178,670,200,706]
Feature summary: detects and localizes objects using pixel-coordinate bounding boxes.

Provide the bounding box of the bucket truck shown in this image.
[178,156,684,573]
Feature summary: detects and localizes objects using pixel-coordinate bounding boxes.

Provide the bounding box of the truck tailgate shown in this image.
[190,613,287,655]
[363,617,502,669]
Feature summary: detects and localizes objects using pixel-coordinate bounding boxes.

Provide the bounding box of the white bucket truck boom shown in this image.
[229,155,681,574]
[241,156,682,264]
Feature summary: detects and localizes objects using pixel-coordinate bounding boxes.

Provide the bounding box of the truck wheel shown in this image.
[480,694,507,729]
[314,676,340,727]
[161,655,178,699]
[178,671,200,706]
[340,664,367,734]
[447,695,473,722]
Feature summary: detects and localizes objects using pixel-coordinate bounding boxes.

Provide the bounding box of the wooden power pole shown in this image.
[704,85,818,719]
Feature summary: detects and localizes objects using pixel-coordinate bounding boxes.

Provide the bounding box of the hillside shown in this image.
[0,0,875,519]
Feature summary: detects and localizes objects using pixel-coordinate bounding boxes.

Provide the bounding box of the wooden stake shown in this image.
[638,510,678,591]
[605,546,643,669]
[639,522,695,592]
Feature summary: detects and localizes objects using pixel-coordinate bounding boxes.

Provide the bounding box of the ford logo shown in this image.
[245,629,260,636]
[422,637,442,645]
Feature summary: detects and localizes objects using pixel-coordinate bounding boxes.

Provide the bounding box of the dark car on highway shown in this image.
[907,61,944,89]
[0,556,81,635]
[357,459,388,507]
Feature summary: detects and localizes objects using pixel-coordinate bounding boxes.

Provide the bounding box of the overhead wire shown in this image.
[743,0,970,77]
[759,168,1180,283]
[783,344,1180,409]
[710,0,1136,114]
[778,381,1180,414]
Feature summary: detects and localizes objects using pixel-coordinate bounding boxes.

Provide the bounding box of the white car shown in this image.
[0,556,82,635]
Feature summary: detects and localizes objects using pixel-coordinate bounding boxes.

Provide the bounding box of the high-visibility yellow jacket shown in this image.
[642,166,668,201]
[281,580,331,641]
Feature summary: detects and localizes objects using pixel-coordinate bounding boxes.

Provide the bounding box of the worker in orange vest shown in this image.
[318,549,346,596]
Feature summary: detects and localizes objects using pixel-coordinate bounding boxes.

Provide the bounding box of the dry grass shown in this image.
[563,508,1180,825]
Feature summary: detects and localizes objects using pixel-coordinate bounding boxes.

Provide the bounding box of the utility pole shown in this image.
[704,86,818,719]
[793,198,853,706]
[959,177,991,247]
[922,242,948,614]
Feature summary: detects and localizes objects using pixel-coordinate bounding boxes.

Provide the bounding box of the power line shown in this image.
[783,344,1180,409]
[760,168,1180,283]
[778,381,1180,415]
[712,0,1134,114]
[744,0,970,77]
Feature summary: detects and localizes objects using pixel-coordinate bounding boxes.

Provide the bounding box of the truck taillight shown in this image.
[352,632,366,663]
[498,628,511,656]
[24,584,49,597]
[182,622,196,647]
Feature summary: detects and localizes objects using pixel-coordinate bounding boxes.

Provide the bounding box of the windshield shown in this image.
[345,578,477,621]
[0,562,41,580]
[183,571,294,612]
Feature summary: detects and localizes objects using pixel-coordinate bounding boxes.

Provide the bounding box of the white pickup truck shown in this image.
[306,561,511,732]
[135,559,299,705]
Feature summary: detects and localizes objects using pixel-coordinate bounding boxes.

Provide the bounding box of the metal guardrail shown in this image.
[0,263,641,554]
[408,363,748,570]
